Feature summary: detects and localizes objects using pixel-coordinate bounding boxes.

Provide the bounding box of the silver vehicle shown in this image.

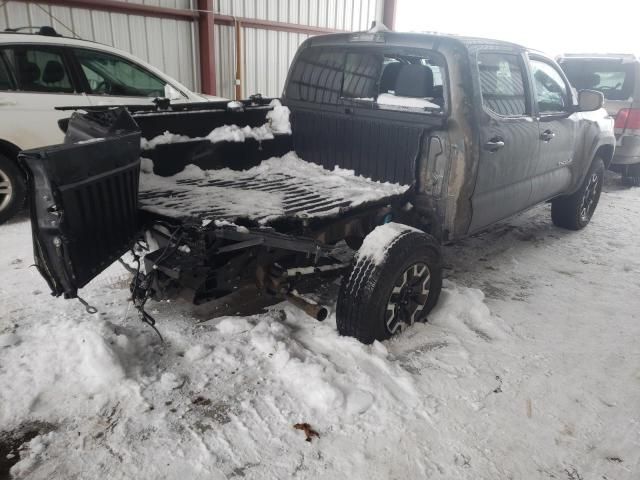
[559,54,640,185]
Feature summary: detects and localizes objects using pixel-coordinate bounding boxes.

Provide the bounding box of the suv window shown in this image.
[75,49,167,97]
[0,52,15,90]
[477,52,528,116]
[1,46,74,93]
[530,59,569,113]
[560,59,636,101]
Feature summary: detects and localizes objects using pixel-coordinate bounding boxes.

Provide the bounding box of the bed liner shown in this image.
[138,152,410,226]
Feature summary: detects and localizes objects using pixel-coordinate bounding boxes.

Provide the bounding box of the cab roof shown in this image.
[305,30,528,53]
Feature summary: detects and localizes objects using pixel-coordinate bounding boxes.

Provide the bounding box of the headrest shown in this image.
[573,72,601,90]
[380,62,403,93]
[42,60,65,84]
[19,61,40,85]
[394,64,434,98]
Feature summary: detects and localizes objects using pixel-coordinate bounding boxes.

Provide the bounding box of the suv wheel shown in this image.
[551,158,604,230]
[0,153,26,225]
[621,164,640,187]
[336,225,442,344]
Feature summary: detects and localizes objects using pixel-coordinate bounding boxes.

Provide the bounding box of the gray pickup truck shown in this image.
[21,32,615,344]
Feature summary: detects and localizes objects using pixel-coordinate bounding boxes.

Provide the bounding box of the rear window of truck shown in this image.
[286,47,446,113]
[560,60,636,101]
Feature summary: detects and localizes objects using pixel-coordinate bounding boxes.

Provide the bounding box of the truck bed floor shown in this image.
[138,152,409,225]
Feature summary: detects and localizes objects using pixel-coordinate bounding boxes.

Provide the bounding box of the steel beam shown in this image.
[197,0,216,95]
[382,0,397,30]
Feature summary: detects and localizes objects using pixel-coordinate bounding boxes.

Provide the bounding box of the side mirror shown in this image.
[577,89,604,112]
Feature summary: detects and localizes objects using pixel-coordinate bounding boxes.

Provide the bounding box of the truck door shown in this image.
[527,56,578,203]
[469,51,539,232]
[20,108,141,300]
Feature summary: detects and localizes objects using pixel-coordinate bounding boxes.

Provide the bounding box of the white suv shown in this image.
[0,26,222,224]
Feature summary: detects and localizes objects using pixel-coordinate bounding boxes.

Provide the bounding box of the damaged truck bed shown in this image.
[22,98,413,324]
[138,152,408,226]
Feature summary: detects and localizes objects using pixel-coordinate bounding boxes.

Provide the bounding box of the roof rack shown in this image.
[3,26,62,37]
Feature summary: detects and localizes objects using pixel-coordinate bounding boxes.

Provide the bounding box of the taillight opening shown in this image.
[615,108,640,132]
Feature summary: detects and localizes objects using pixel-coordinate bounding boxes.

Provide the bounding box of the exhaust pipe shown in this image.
[285,292,328,321]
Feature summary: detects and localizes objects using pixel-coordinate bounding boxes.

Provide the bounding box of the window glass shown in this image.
[377,54,444,111]
[0,52,15,90]
[530,59,569,113]
[75,49,167,97]
[285,47,445,112]
[560,60,635,101]
[342,52,381,99]
[478,52,527,116]
[286,49,345,104]
[2,47,74,93]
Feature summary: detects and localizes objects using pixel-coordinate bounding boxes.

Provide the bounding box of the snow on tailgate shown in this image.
[138,152,409,224]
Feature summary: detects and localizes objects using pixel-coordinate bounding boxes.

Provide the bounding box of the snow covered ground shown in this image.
[0,174,639,479]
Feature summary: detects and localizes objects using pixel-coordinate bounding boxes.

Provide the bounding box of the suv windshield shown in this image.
[560,59,636,101]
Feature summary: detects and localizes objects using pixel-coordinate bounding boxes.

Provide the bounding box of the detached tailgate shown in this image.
[20,109,141,298]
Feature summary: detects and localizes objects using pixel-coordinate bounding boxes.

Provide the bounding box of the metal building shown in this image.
[0,0,396,99]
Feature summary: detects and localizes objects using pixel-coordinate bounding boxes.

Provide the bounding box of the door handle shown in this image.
[484,137,505,152]
[344,107,354,115]
[540,129,556,142]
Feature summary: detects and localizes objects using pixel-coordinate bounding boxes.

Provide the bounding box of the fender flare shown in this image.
[588,135,615,169]
[568,134,614,195]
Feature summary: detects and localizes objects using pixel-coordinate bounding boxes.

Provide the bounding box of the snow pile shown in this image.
[0,254,511,479]
[205,123,274,143]
[367,22,390,33]
[226,100,243,110]
[138,152,409,224]
[140,99,291,150]
[140,131,191,150]
[0,314,141,431]
[266,98,291,134]
[356,222,421,264]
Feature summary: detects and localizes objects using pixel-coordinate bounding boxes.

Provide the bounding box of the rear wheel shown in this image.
[551,158,604,230]
[336,225,442,344]
[0,154,25,225]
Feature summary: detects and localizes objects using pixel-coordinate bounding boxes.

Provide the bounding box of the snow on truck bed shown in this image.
[138,152,409,225]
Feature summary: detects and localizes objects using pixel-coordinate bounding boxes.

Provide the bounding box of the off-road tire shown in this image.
[336,228,442,344]
[0,153,26,225]
[551,158,604,230]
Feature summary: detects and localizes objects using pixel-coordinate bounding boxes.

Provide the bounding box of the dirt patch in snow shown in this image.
[0,422,55,479]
